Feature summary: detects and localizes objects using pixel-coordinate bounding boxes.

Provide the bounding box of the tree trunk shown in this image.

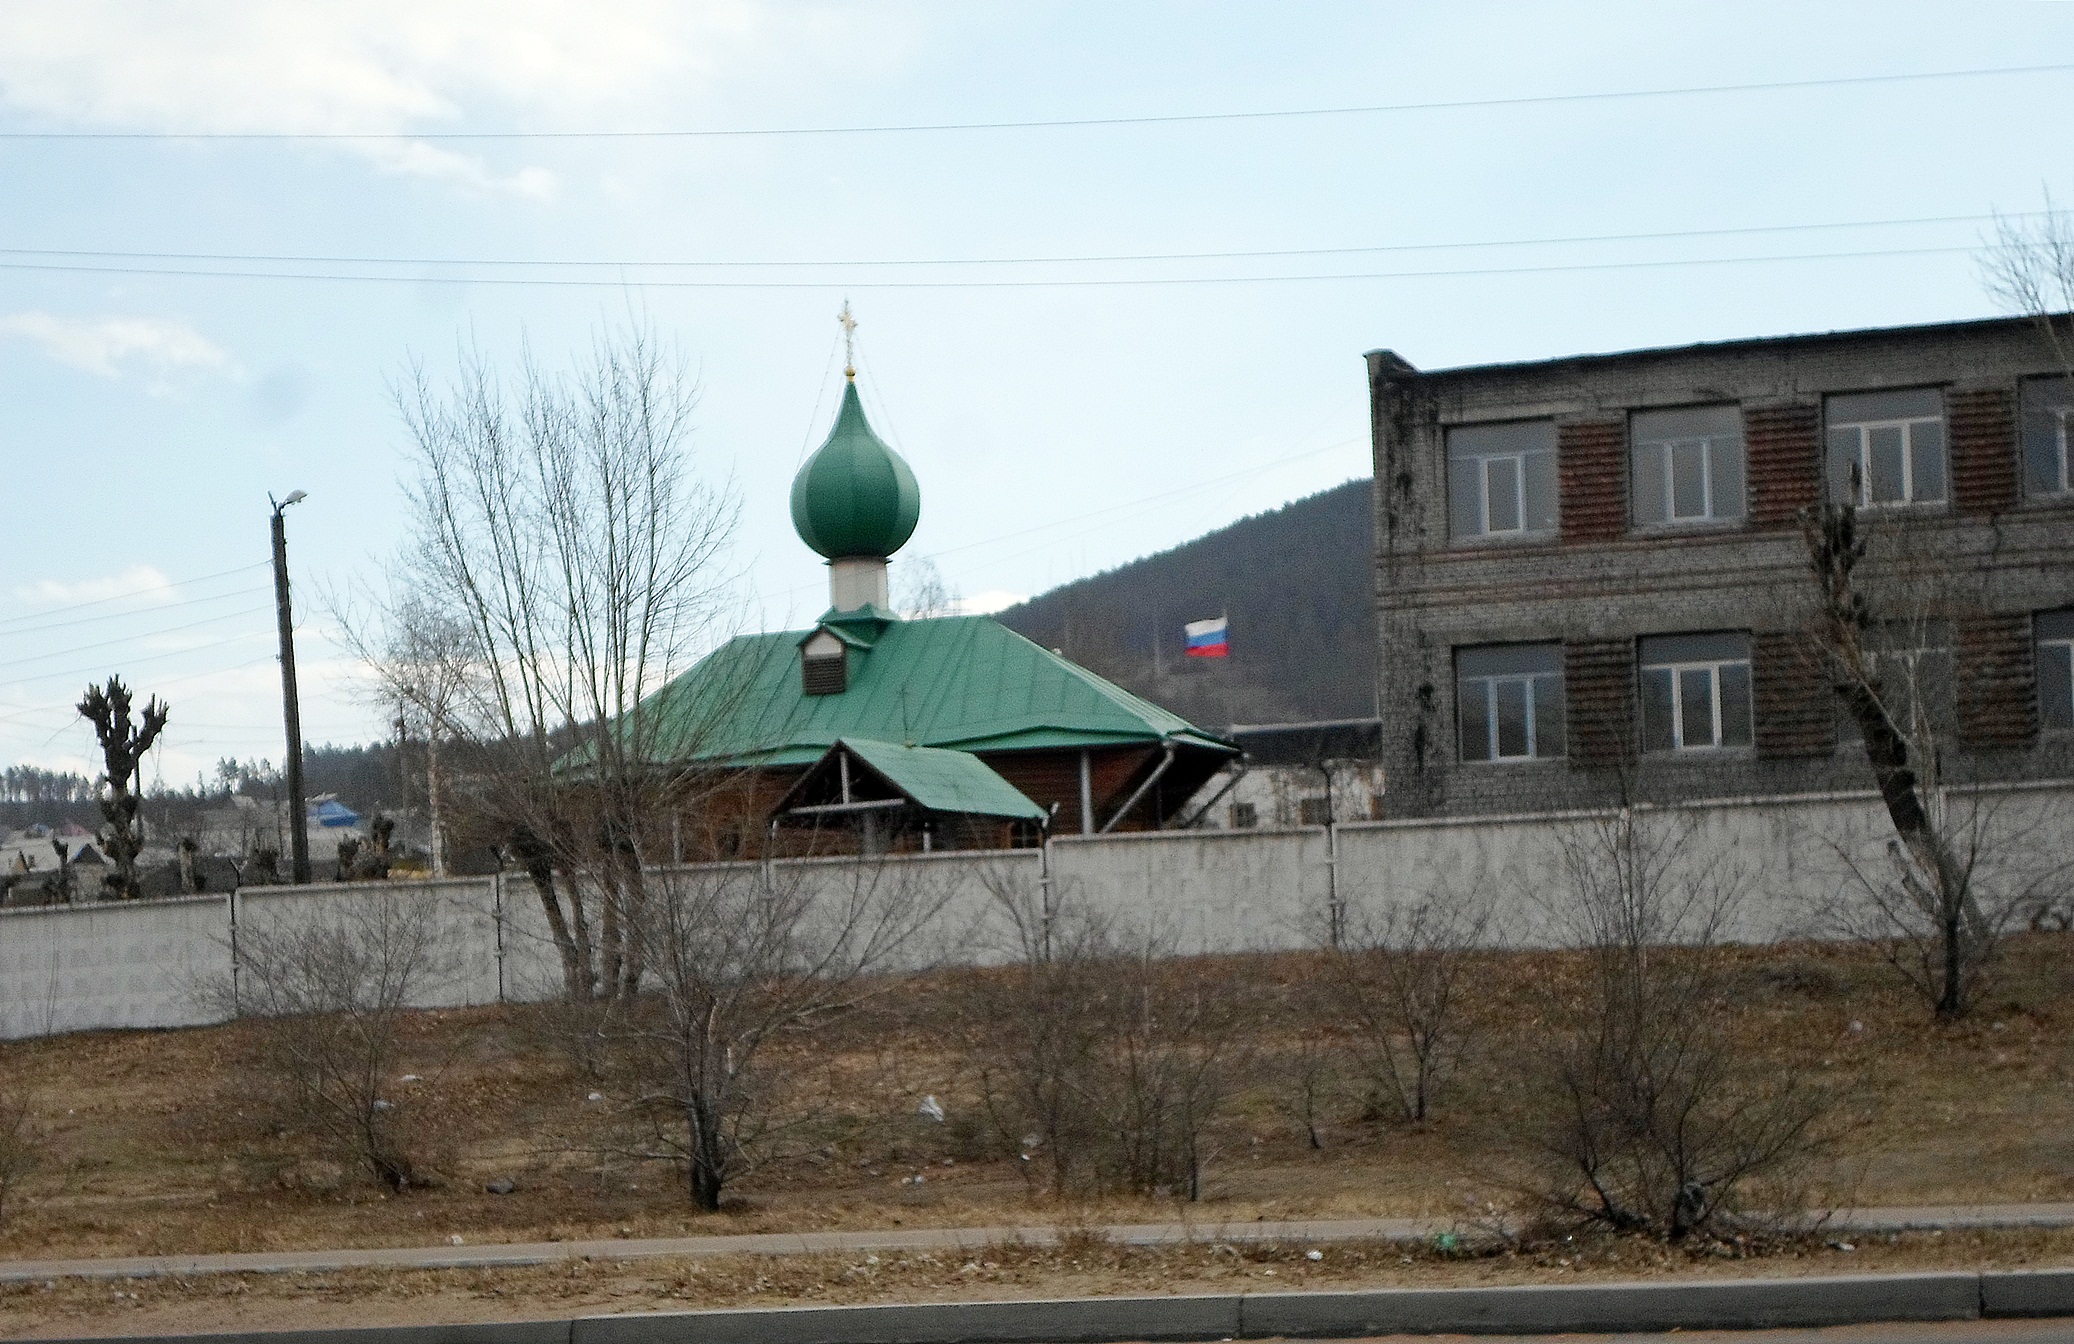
[426,738,445,878]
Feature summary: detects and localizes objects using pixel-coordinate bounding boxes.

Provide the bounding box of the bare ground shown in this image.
[0,935,2069,1334]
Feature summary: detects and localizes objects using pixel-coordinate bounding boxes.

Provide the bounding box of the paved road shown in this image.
[4,1204,2072,1283]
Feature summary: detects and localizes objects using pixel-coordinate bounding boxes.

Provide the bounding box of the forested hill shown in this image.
[996,478,1375,730]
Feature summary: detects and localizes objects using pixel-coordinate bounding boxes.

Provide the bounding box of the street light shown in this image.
[269,490,310,885]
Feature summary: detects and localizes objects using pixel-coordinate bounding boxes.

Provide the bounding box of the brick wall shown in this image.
[1752,631,1835,759]
[1565,639,1633,766]
[1949,386,2020,518]
[1559,417,1626,544]
[1746,403,1822,527]
[1956,614,2036,748]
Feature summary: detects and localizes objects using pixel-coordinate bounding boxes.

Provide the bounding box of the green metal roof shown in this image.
[830,738,1045,820]
[635,614,1235,767]
[789,381,922,560]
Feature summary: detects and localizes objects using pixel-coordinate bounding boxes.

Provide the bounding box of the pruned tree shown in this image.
[893,555,959,619]
[1507,806,1835,1243]
[360,320,743,1003]
[76,676,169,900]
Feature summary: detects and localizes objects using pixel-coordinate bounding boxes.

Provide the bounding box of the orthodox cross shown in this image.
[839,300,858,379]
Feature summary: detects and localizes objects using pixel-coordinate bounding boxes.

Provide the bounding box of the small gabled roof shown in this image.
[777,738,1045,821]
[633,614,1235,768]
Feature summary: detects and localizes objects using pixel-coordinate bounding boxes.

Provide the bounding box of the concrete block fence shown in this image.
[1,782,2068,1041]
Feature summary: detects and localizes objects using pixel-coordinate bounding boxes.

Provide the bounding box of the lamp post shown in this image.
[270,490,310,885]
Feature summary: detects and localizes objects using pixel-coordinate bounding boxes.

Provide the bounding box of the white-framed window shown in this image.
[1639,632,1752,752]
[1457,642,1564,762]
[1448,421,1557,540]
[1825,388,1947,508]
[1631,404,1746,526]
[2020,377,2074,499]
[2040,609,2074,732]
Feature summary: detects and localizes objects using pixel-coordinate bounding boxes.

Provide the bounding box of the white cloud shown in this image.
[0,311,237,384]
[0,1,772,198]
[13,564,181,607]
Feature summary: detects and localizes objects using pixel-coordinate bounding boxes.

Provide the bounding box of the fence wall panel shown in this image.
[0,896,229,1039]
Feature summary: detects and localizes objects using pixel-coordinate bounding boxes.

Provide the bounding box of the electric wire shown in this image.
[0,585,270,642]
[0,561,270,631]
[0,243,1986,290]
[0,604,275,675]
[0,210,2032,272]
[2,62,2065,140]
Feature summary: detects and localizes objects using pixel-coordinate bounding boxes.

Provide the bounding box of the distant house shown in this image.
[1192,718,1385,830]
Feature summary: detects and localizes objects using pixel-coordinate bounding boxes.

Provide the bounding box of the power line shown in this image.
[0,211,2027,272]
[0,605,274,675]
[0,561,269,631]
[0,585,270,641]
[0,243,1983,291]
[2,63,2067,141]
[0,655,280,729]
[0,630,276,692]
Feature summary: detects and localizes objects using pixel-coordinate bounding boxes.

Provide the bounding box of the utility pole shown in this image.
[270,490,310,885]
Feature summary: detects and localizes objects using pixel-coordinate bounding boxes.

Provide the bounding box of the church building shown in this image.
[638,354,1236,857]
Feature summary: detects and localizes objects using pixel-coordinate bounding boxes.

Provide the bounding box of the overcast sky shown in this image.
[1,1,2069,791]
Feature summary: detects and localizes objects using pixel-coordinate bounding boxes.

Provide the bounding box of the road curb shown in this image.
[62,1269,2074,1344]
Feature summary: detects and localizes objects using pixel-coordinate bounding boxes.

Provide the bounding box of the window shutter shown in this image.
[1564,639,1633,766]
[1558,417,1625,543]
[1956,614,2035,747]
[1745,402,1821,527]
[1949,386,2019,518]
[1752,631,1833,759]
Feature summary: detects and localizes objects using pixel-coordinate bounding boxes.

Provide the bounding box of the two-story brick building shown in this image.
[1366,315,2074,817]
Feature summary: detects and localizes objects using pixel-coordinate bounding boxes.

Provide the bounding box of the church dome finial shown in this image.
[789,376,921,561]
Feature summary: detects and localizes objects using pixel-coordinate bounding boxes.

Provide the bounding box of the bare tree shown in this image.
[333,591,474,877]
[584,857,952,1212]
[1982,197,2074,371]
[76,676,168,900]
[1327,890,1491,1124]
[1511,806,1834,1243]
[220,893,460,1191]
[1800,496,2067,1019]
[893,555,959,618]
[364,321,742,1002]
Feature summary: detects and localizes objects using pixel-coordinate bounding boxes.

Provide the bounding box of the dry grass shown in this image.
[0,935,2069,1266]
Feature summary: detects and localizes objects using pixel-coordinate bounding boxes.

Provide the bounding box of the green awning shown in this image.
[781,738,1045,821]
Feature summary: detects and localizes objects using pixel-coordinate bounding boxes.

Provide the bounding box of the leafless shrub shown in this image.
[1511,806,1836,1243]
[1274,1029,1340,1150]
[1327,890,1491,1123]
[0,1089,44,1225]
[970,878,1247,1201]
[573,857,952,1212]
[216,894,460,1191]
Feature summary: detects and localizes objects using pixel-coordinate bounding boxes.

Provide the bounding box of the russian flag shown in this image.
[1184,616,1230,658]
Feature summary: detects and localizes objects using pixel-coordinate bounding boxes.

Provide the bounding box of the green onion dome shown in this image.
[790,379,921,559]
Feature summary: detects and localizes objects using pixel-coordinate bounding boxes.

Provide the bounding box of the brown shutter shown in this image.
[1559,417,1626,544]
[1949,386,2019,518]
[1956,614,2036,747]
[1752,632,1834,759]
[1565,638,1633,766]
[1746,403,1821,527]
